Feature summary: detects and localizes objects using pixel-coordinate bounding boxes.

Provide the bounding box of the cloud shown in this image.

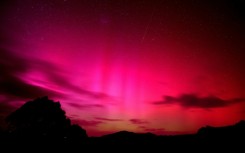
[73,119,103,127]
[0,74,62,99]
[0,48,64,100]
[138,126,187,135]
[129,119,148,125]
[143,128,166,133]
[153,94,245,109]
[138,125,165,132]
[95,117,123,121]
[0,48,110,102]
[67,103,104,109]
[22,59,111,100]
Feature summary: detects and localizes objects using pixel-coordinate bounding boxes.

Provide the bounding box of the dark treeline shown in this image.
[0,97,244,150]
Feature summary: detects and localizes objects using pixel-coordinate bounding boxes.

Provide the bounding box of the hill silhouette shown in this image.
[0,97,244,150]
[89,121,245,150]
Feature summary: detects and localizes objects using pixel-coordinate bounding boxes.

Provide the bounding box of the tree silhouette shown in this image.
[5,96,87,145]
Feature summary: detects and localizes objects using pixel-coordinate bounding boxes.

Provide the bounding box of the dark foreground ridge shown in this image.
[0,97,244,150]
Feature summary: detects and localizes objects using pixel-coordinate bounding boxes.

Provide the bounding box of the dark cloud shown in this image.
[0,47,111,102]
[129,119,148,125]
[72,119,103,127]
[0,74,62,99]
[95,117,122,121]
[143,128,166,133]
[67,103,104,109]
[153,94,245,109]
[129,119,150,133]
[0,48,64,100]
[138,126,187,135]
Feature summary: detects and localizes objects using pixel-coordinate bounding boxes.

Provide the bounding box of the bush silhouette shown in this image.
[5,96,87,145]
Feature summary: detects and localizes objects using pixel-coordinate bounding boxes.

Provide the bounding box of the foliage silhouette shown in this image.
[5,96,87,146]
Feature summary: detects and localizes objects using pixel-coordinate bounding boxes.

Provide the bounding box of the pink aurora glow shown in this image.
[0,0,244,136]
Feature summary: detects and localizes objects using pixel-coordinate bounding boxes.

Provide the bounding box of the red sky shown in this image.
[0,0,245,136]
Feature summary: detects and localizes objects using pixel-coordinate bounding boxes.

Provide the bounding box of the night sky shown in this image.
[0,0,245,136]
